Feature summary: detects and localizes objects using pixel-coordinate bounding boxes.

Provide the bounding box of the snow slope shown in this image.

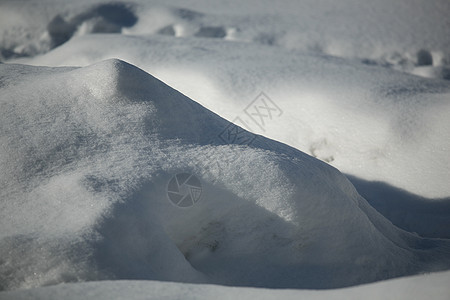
[16,33,450,201]
[1,60,449,292]
[6,0,450,201]
[2,1,450,242]
[1,0,450,298]
[2,271,450,300]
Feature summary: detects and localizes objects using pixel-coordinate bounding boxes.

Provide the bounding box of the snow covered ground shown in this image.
[2,271,450,300]
[1,0,449,298]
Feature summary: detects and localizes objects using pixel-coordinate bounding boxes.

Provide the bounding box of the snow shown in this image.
[1,58,449,292]
[2,271,450,300]
[0,0,449,299]
[7,9,450,200]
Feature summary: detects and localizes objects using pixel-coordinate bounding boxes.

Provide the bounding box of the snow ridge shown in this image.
[1,59,449,291]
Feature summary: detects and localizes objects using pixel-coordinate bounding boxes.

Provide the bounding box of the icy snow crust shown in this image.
[1,60,450,291]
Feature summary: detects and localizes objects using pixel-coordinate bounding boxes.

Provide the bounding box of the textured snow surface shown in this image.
[1,60,450,292]
[1,0,450,298]
[19,34,450,200]
[5,0,450,200]
[2,271,450,300]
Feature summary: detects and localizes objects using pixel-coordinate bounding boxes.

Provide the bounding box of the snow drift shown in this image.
[16,32,450,238]
[1,59,449,291]
[17,32,450,201]
[2,271,450,300]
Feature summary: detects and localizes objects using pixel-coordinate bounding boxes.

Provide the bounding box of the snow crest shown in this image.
[1,60,449,291]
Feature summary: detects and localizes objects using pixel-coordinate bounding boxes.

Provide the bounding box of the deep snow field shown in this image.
[1,0,450,299]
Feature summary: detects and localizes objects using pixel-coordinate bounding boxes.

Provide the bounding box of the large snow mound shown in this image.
[15,32,450,201]
[1,59,449,291]
[3,0,450,241]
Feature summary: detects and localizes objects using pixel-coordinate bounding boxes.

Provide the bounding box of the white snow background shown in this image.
[0,0,449,299]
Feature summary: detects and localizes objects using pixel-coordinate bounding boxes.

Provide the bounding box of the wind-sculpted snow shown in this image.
[20,34,450,201]
[1,60,449,291]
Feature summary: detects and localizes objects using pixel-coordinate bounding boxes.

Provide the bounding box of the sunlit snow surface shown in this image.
[0,0,450,299]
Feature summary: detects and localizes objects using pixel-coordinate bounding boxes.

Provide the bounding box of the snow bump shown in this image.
[1,60,449,291]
